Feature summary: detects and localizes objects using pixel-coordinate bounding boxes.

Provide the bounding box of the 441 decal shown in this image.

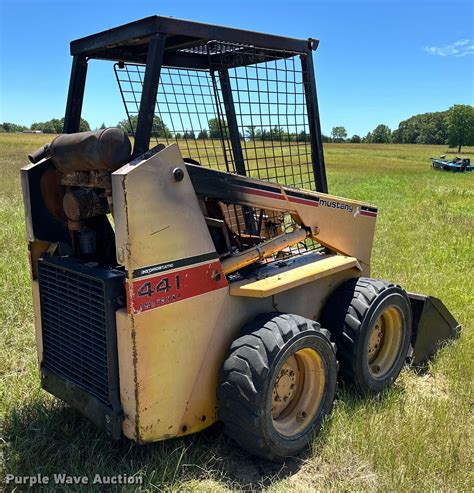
[137,275,181,298]
[128,260,228,314]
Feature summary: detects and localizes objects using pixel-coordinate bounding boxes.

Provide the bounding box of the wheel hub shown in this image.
[367,307,403,378]
[271,348,326,437]
[272,357,298,418]
[368,319,384,363]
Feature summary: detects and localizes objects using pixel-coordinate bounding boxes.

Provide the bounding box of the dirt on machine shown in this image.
[22,16,460,461]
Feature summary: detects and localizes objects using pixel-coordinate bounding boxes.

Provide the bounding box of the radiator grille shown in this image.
[38,260,111,405]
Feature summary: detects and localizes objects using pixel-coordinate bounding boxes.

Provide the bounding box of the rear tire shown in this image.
[321,278,412,394]
[217,313,338,461]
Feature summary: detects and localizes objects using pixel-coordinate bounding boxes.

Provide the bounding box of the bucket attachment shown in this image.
[408,293,461,365]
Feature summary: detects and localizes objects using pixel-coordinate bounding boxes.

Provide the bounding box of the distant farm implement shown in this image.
[22,16,460,461]
[431,155,473,172]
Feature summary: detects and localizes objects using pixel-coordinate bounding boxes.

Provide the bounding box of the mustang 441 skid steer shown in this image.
[22,16,460,460]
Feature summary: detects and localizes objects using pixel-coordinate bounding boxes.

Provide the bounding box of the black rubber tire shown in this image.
[217,313,338,461]
[321,277,412,394]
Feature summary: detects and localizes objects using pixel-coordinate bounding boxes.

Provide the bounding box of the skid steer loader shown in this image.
[22,16,460,460]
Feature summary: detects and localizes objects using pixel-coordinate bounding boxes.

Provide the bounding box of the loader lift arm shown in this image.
[185,160,377,271]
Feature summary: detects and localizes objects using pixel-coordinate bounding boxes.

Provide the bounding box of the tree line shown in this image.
[2,104,473,152]
[116,116,312,143]
[329,104,474,151]
[0,118,91,134]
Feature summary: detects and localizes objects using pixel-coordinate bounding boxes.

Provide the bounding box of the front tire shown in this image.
[217,313,338,461]
[321,277,412,394]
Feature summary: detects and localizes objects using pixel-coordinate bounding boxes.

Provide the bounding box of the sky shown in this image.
[0,0,473,137]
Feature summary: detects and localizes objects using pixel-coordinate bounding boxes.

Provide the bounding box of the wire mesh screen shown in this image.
[114,43,314,188]
[212,43,314,190]
[114,43,319,258]
[115,63,235,172]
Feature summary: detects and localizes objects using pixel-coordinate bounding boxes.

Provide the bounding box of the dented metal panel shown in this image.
[112,144,231,440]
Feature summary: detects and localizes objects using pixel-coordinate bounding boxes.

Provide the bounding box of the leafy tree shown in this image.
[350,134,361,143]
[258,127,284,142]
[78,118,91,132]
[30,117,90,133]
[183,130,196,139]
[270,126,285,141]
[391,128,402,143]
[117,115,171,138]
[0,122,27,132]
[392,111,448,144]
[245,125,258,140]
[321,134,332,143]
[331,126,347,143]
[297,130,311,142]
[208,118,228,139]
[447,104,474,152]
[31,118,62,133]
[363,132,372,143]
[197,129,209,140]
[371,124,391,144]
[416,123,440,144]
[100,122,107,129]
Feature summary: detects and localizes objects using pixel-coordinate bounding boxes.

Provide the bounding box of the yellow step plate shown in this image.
[229,254,361,298]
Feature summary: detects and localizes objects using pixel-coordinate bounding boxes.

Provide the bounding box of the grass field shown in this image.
[1,134,473,492]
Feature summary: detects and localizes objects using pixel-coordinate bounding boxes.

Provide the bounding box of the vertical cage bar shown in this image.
[218,68,246,176]
[219,67,257,233]
[301,52,328,193]
[133,33,167,157]
[63,55,88,133]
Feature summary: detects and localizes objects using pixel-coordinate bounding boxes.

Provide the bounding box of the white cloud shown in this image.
[424,39,474,57]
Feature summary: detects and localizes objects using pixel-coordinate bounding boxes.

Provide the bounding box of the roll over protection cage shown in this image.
[63,15,328,193]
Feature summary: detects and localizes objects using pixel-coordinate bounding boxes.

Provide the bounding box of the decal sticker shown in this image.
[234,182,320,207]
[128,257,227,314]
[132,252,217,279]
[319,198,354,213]
[360,206,378,218]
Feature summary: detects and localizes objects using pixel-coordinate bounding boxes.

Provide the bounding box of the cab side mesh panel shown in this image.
[115,64,235,172]
[212,44,314,189]
[115,43,318,256]
[115,43,314,188]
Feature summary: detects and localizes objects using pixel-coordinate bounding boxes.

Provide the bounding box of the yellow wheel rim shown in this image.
[367,306,403,378]
[271,348,325,437]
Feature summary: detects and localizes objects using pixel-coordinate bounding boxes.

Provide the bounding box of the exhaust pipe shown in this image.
[28,144,50,164]
[28,128,131,171]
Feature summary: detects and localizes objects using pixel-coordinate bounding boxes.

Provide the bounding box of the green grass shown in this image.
[1,134,473,491]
